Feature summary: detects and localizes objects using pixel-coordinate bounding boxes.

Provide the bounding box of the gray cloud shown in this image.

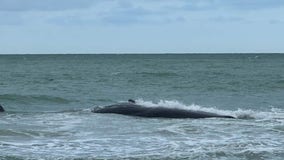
[0,12,23,25]
[221,0,284,10]
[0,0,96,11]
[1,0,284,12]
[208,16,246,23]
[98,1,188,25]
[100,0,284,25]
[156,0,284,13]
[101,6,156,25]
[269,19,284,24]
[1,0,284,26]
[178,0,284,11]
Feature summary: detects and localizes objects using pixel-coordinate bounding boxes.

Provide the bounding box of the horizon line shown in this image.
[0,52,284,55]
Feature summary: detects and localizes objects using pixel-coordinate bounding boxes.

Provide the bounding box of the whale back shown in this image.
[92,103,147,115]
[93,103,235,119]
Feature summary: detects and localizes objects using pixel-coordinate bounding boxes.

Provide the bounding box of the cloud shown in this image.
[100,5,164,25]
[220,0,284,10]
[164,0,284,11]
[0,12,23,25]
[1,0,284,26]
[208,16,246,23]
[1,0,284,13]
[0,0,96,11]
[98,0,284,25]
[46,1,185,26]
[269,19,284,24]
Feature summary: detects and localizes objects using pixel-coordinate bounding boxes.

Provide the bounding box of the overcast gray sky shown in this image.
[0,0,284,54]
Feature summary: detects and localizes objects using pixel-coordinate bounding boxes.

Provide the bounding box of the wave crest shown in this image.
[0,94,72,104]
[135,99,284,120]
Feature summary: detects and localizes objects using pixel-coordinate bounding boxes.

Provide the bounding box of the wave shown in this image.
[134,99,284,120]
[110,71,179,77]
[2,108,91,115]
[135,72,179,77]
[0,94,73,104]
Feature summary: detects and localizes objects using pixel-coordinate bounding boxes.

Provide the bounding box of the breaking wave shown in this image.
[134,99,284,120]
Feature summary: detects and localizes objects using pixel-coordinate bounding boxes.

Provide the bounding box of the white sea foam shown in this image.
[135,99,284,120]
[1,102,283,159]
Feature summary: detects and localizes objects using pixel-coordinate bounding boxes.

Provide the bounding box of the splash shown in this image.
[135,99,284,120]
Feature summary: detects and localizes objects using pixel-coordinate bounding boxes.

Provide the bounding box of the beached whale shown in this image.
[0,104,4,112]
[92,100,235,119]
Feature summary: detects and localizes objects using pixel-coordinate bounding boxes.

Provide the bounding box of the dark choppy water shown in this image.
[0,54,284,159]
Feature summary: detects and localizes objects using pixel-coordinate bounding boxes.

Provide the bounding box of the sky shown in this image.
[0,0,284,54]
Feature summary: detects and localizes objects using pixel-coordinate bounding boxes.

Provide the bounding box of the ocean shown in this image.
[0,54,283,159]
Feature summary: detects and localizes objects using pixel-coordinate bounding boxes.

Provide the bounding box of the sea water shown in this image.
[0,54,283,159]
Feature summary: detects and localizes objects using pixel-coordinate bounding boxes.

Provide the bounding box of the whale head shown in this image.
[0,104,4,112]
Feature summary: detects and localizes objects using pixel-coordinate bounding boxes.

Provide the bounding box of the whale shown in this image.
[92,100,235,119]
[0,104,4,112]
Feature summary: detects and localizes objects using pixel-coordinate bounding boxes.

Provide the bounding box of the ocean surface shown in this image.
[0,54,283,159]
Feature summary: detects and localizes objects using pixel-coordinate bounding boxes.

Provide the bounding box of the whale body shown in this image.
[0,104,4,112]
[92,102,235,119]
